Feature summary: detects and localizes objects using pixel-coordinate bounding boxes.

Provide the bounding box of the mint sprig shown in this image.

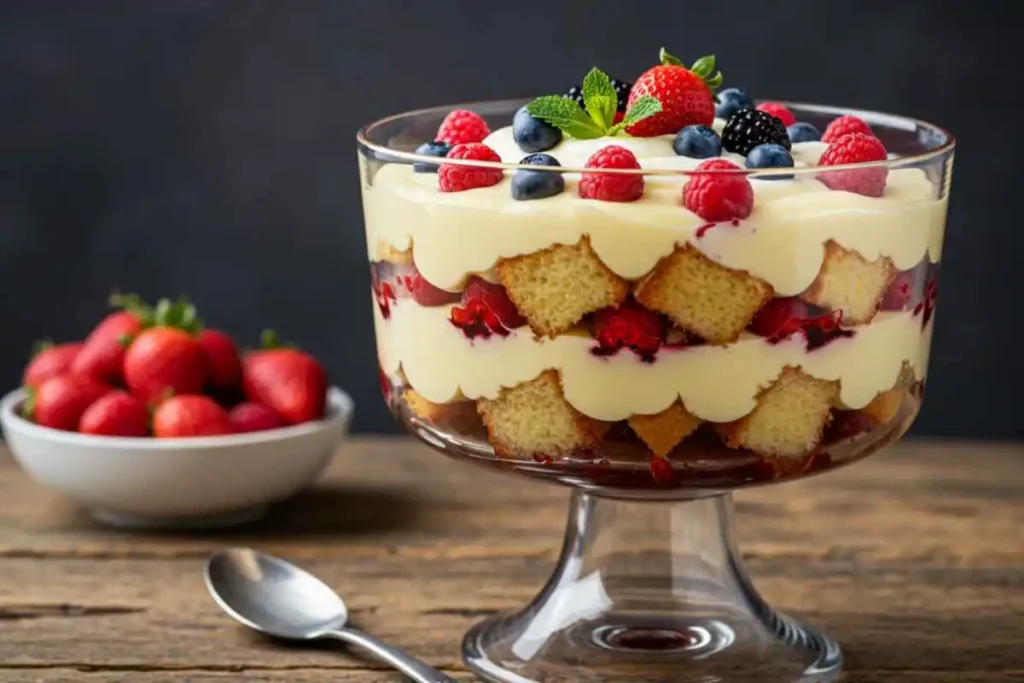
[525,67,662,140]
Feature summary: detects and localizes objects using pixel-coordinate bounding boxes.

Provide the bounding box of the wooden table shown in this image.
[0,438,1021,682]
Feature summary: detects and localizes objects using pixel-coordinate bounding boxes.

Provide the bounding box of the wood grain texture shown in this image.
[0,437,1020,681]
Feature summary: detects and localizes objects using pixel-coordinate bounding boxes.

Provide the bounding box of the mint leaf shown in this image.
[526,96,605,139]
[582,67,617,130]
[609,95,662,134]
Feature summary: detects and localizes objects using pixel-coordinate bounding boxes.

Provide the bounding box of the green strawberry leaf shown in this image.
[657,49,724,91]
[29,339,54,359]
[690,55,715,78]
[660,47,683,67]
[581,67,617,130]
[21,386,36,420]
[609,95,663,134]
[525,96,605,140]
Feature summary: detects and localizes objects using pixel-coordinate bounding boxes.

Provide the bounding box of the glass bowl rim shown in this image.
[356,98,955,178]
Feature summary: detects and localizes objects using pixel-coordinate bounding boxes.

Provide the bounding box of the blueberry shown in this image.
[513,106,562,153]
[787,122,821,143]
[413,140,452,173]
[672,125,722,159]
[511,153,564,201]
[715,88,753,120]
[745,143,794,180]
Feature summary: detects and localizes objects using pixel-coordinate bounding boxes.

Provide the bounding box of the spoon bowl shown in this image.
[204,548,457,683]
[205,548,349,640]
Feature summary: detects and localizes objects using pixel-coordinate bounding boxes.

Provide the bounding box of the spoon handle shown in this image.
[323,627,460,683]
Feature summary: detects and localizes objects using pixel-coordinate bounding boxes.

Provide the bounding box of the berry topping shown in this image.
[579,145,644,202]
[413,140,452,173]
[682,159,754,222]
[786,122,821,143]
[748,297,809,338]
[749,298,854,349]
[714,87,753,120]
[880,263,926,311]
[672,124,722,159]
[451,278,525,339]
[626,49,722,137]
[721,109,792,155]
[755,102,796,127]
[465,277,526,329]
[821,115,873,143]
[435,109,491,146]
[529,68,661,140]
[512,106,562,154]
[591,299,666,362]
[404,271,454,306]
[438,143,504,192]
[745,143,794,178]
[817,133,889,197]
[511,153,565,201]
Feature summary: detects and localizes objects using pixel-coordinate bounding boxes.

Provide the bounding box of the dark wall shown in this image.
[0,0,1019,437]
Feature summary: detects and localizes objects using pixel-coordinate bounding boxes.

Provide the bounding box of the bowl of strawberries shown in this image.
[0,294,353,529]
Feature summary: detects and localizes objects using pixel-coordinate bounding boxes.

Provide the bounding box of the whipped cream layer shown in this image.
[375,300,932,423]
[363,126,947,295]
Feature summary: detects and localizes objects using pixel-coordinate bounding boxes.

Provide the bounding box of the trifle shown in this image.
[358,48,953,682]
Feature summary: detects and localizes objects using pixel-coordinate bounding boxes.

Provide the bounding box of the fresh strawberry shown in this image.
[152,395,233,438]
[435,109,491,146]
[78,391,150,437]
[591,299,665,361]
[749,298,809,338]
[682,159,754,222]
[241,330,328,425]
[228,402,282,433]
[463,277,526,328]
[198,329,242,392]
[25,374,110,431]
[755,102,796,127]
[818,133,889,197]
[438,143,504,192]
[122,298,207,403]
[23,341,82,388]
[71,294,149,382]
[625,49,721,137]
[821,115,874,143]
[579,145,644,202]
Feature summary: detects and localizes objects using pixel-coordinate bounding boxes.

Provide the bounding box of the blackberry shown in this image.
[721,109,792,156]
[564,85,586,110]
[611,78,632,112]
[564,78,632,113]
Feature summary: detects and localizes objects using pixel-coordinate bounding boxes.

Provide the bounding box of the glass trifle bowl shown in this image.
[357,59,953,682]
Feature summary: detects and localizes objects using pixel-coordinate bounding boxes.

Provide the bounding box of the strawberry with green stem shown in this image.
[70,293,151,383]
[23,340,82,388]
[242,329,327,425]
[625,49,723,137]
[24,374,111,431]
[122,297,208,404]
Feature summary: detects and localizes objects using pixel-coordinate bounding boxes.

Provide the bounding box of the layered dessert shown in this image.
[361,50,947,488]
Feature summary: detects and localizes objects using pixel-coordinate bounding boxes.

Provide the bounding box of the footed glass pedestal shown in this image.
[463,493,841,683]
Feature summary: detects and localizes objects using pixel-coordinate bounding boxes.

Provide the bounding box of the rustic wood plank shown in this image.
[0,438,1020,680]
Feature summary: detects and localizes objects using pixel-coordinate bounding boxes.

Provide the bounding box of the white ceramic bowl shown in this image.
[0,387,353,529]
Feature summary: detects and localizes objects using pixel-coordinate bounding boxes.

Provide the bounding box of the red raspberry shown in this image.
[463,277,526,329]
[435,109,491,146]
[591,299,666,361]
[755,102,796,127]
[817,133,889,197]
[821,115,874,143]
[682,159,754,222]
[438,143,504,193]
[748,297,809,339]
[579,145,644,202]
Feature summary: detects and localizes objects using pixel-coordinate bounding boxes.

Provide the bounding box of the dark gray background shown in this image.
[0,1,1018,437]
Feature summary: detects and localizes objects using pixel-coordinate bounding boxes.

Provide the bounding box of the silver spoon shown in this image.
[204,547,459,683]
